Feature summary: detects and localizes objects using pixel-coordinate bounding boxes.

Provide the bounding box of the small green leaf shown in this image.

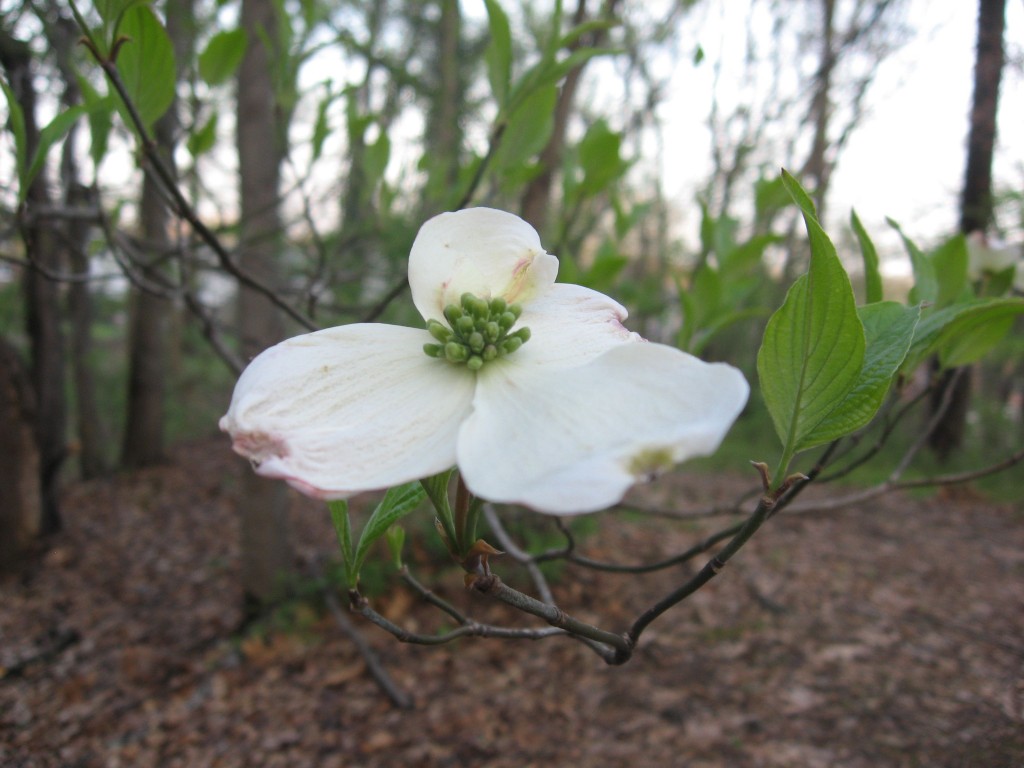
[801,302,920,445]
[578,119,625,194]
[932,298,1024,368]
[1,78,28,196]
[889,219,937,306]
[310,84,334,162]
[186,110,218,157]
[198,28,248,86]
[904,297,1024,370]
[76,75,115,168]
[758,171,866,471]
[23,106,88,200]
[930,234,968,308]
[115,5,176,130]
[328,499,356,586]
[483,0,512,108]
[353,482,425,574]
[385,525,406,569]
[850,209,882,304]
[363,131,390,189]
[421,469,457,545]
[494,85,556,179]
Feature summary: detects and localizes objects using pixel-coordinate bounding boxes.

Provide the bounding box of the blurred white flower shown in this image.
[966,231,1019,281]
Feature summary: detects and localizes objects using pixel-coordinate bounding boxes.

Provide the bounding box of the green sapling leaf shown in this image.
[198,28,248,86]
[328,499,356,587]
[114,5,176,131]
[800,302,920,445]
[758,171,866,473]
[850,209,883,304]
[353,482,426,575]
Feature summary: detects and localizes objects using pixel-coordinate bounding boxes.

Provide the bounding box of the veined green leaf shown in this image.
[198,28,248,86]
[758,171,866,471]
[850,209,882,304]
[801,302,920,445]
[115,5,176,130]
[353,482,425,575]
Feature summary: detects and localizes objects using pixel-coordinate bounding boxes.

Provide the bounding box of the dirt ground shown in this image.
[1,438,1022,768]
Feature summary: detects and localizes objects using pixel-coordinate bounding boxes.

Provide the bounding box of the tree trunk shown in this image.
[928,0,1006,460]
[236,0,293,606]
[1,30,67,534]
[121,1,192,468]
[0,339,42,572]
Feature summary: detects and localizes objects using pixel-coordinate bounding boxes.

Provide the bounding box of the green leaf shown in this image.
[328,500,356,586]
[889,219,937,306]
[850,209,882,304]
[353,482,425,575]
[385,526,406,569]
[581,240,628,290]
[932,298,1024,368]
[186,110,218,157]
[76,75,115,168]
[930,234,968,308]
[494,85,556,178]
[757,171,866,469]
[362,131,390,189]
[310,85,334,162]
[1,78,28,197]
[198,28,248,86]
[578,120,625,195]
[115,5,176,130]
[421,469,457,546]
[22,106,88,201]
[801,302,920,445]
[483,0,512,108]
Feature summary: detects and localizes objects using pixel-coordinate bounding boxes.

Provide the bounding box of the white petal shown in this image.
[456,344,749,514]
[408,208,559,322]
[220,324,475,498]
[514,283,641,369]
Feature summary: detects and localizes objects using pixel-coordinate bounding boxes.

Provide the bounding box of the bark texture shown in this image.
[236,0,293,605]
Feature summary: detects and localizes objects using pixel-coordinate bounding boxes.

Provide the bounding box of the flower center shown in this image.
[423,292,531,371]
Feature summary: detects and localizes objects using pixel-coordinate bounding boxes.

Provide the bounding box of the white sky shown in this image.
[656,0,1023,259]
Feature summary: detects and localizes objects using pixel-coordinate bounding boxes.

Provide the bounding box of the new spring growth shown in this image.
[423,293,531,370]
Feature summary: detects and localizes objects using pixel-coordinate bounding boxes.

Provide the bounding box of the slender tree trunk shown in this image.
[1,30,67,534]
[929,0,1006,460]
[237,0,293,607]
[0,339,42,571]
[421,0,463,213]
[50,6,111,478]
[121,1,192,468]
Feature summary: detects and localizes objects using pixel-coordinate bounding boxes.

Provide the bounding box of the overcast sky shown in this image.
[656,0,1023,263]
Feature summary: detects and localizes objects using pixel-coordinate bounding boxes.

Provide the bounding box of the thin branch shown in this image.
[483,505,556,605]
[322,586,412,709]
[83,40,317,332]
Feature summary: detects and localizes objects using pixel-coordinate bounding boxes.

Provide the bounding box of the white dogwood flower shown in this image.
[220,208,749,514]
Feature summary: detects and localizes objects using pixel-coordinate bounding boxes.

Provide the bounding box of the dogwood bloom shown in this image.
[967,231,1019,281]
[220,208,749,515]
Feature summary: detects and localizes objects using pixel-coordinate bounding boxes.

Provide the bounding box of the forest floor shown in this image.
[1,437,1023,768]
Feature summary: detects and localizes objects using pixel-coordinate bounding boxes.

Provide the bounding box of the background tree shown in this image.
[928,0,1007,460]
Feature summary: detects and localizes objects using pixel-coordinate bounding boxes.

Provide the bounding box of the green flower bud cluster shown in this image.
[423,292,531,371]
